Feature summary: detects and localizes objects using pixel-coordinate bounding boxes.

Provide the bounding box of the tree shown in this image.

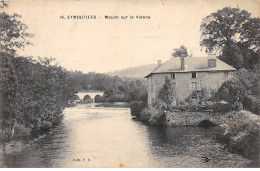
[200,7,251,53]
[172,45,188,57]
[12,57,77,136]
[219,41,244,69]
[241,17,260,54]
[0,3,77,139]
[200,7,259,69]
[158,77,176,105]
[0,4,33,140]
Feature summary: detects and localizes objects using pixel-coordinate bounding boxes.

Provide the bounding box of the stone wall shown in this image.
[165,111,226,126]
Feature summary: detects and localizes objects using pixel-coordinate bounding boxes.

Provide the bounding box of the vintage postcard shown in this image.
[0,0,259,168]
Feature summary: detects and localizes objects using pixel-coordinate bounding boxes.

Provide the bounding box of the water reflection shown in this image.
[0,103,258,167]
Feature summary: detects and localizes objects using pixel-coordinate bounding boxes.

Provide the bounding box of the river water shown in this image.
[0,103,259,167]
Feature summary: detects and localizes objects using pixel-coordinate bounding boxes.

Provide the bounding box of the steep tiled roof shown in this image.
[145,57,236,78]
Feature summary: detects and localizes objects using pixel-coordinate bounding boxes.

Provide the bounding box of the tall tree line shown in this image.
[0,3,77,139]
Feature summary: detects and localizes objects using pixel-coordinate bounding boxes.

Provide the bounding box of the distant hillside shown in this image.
[107,64,157,79]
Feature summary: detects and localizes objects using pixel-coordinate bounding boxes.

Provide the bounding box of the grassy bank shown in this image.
[221,111,260,157]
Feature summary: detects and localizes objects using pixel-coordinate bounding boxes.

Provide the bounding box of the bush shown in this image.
[209,103,234,113]
[140,107,165,126]
[107,94,128,102]
[158,77,176,105]
[215,78,247,105]
[130,101,147,118]
[140,108,151,123]
[94,96,107,102]
[243,96,260,115]
[154,99,167,110]
[168,102,234,113]
[14,123,31,137]
[223,111,260,154]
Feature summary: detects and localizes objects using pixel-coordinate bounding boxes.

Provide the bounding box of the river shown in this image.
[0,103,259,167]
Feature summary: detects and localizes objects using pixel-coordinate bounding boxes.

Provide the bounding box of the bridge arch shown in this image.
[95,94,101,99]
[83,95,92,102]
[198,120,216,127]
[76,90,104,102]
[73,95,80,100]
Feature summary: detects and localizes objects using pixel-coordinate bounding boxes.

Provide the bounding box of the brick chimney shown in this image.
[181,56,185,70]
[208,54,216,68]
[157,60,162,68]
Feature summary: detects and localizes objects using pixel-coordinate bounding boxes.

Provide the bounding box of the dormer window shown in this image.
[192,72,197,78]
[170,73,175,79]
[208,59,216,68]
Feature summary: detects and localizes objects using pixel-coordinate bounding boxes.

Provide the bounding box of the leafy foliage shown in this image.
[130,101,147,118]
[200,7,251,53]
[223,111,260,155]
[0,12,33,55]
[3,57,77,137]
[0,6,34,140]
[215,78,247,109]
[139,107,165,126]
[158,77,176,105]
[70,71,148,102]
[0,7,77,139]
[172,45,188,57]
[200,7,259,70]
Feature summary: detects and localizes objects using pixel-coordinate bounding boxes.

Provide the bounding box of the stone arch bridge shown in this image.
[76,90,104,102]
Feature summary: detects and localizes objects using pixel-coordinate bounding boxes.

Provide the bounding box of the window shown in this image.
[191,82,197,90]
[208,59,216,68]
[149,75,154,82]
[151,84,154,93]
[224,71,229,77]
[171,83,177,90]
[192,93,197,99]
[192,72,197,78]
[200,80,203,88]
[151,98,155,105]
[170,73,175,79]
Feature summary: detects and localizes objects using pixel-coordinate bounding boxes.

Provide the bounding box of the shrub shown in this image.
[243,96,260,115]
[168,102,234,113]
[14,123,31,137]
[154,99,167,110]
[223,111,260,153]
[95,96,107,103]
[140,107,165,126]
[140,108,151,123]
[215,78,247,105]
[209,103,234,113]
[130,101,147,118]
[158,77,176,105]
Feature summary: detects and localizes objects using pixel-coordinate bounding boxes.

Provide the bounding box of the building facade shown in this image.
[145,55,236,106]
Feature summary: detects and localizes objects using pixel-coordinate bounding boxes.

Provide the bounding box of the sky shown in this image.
[4,0,260,73]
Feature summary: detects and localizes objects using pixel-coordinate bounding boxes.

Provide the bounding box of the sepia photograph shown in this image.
[0,0,259,168]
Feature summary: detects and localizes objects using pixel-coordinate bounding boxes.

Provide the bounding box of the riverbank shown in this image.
[1,103,258,167]
[220,110,260,160]
[0,124,52,157]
